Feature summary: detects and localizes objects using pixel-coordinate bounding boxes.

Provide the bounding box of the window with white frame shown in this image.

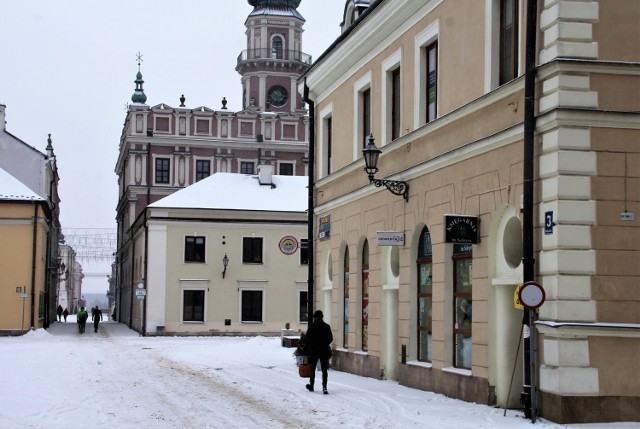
[271,35,284,59]
[299,239,308,265]
[155,157,170,184]
[242,236,263,264]
[299,290,308,323]
[195,159,211,182]
[184,236,206,263]
[453,243,473,369]
[414,21,439,129]
[382,50,402,144]
[240,161,255,175]
[241,289,263,322]
[183,289,205,322]
[353,72,372,160]
[417,227,433,362]
[279,162,294,176]
[320,104,333,177]
[499,0,519,84]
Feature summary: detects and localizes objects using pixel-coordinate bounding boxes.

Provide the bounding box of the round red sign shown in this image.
[518,281,546,309]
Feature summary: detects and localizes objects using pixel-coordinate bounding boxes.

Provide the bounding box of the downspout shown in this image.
[143,208,148,336]
[303,80,315,319]
[30,199,38,330]
[521,0,538,422]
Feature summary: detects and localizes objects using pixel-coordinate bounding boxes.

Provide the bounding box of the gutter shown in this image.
[30,199,38,330]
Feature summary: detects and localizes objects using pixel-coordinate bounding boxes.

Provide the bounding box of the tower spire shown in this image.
[131,52,147,104]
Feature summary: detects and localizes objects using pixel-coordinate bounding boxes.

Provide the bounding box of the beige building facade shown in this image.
[302,0,639,423]
[129,168,309,336]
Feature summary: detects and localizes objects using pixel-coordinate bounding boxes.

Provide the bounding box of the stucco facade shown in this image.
[302,0,639,424]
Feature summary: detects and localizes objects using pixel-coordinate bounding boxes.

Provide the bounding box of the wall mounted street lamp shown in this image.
[49,260,69,281]
[222,253,229,279]
[362,133,409,201]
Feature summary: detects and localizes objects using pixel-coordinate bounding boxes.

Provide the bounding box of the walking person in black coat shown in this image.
[304,310,334,394]
[92,307,103,333]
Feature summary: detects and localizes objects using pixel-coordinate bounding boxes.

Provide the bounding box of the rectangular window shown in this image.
[155,158,170,184]
[183,290,205,322]
[155,117,170,132]
[241,290,263,322]
[361,88,371,148]
[196,119,210,134]
[242,237,263,264]
[279,163,294,176]
[453,244,473,369]
[391,68,401,140]
[184,236,206,263]
[195,160,211,182]
[299,239,308,265]
[299,290,308,323]
[426,42,438,123]
[500,0,518,84]
[240,161,255,175]
[325,116,332,175]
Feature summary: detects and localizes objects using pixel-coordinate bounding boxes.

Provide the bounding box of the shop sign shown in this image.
[318,215,331,241]
[377,231,405,246]
[444,214,480,244]
[279,235,298,255]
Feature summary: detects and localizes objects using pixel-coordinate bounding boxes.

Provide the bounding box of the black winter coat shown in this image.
[305,318,333,358]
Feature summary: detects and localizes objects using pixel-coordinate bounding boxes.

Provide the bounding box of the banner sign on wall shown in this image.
[444,214,480,244]
[318,215,331,241]
[376,231,405,246]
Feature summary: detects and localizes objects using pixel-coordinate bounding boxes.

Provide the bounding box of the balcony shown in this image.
[237,48,312,68]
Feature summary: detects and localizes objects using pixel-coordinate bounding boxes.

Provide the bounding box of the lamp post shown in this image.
[362,134,409,201]
[222,253,229,279]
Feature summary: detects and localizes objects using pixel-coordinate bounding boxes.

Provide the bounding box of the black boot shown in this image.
[305,384,314,392]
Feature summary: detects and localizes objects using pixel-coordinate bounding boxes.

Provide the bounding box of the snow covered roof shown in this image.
[149,172,307,213]
[0,166,45,201]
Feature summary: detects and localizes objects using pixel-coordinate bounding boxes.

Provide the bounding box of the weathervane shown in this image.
[136,52,143,71]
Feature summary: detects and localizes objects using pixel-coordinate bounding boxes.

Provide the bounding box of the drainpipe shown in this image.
[521,0,538,422]
[303,80,315,319]
[30,200,38,330]
[143,208,148,336]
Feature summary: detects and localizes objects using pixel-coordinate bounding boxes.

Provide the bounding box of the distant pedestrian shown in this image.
[304,310,333,394]
[56,305,63,321]
[77,307,88,333]
[92,307,103,333]
[63,308,69,322]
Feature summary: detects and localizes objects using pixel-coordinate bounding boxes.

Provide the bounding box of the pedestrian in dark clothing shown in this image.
[63,308,69,322]
[304,310,333,394]
[56,305,63,321]
[92,307,103,333]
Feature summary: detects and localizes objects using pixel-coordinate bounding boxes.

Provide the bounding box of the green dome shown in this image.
[131,71,147,104]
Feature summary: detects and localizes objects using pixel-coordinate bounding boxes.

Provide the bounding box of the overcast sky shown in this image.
[0,0,346,292]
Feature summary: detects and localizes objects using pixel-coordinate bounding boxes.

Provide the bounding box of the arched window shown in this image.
[343,247,350,349]
[272,36,283,59]
[453,243,473,369]
[417,227,432,362]
[361,240,369,352]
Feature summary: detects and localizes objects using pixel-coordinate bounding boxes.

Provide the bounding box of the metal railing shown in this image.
[237,49,312,65]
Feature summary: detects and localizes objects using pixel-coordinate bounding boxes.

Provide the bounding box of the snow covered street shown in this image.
[0,319,637,429]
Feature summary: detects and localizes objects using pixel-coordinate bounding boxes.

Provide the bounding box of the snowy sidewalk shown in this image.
[0,324,636,429]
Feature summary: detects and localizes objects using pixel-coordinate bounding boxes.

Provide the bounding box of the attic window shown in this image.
[155,117,170,132]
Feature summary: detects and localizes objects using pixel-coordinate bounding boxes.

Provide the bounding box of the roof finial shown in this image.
[131,52,148,105]
[136,52,143,72]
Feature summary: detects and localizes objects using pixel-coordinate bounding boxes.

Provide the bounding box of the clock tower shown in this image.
[237,0,311,113]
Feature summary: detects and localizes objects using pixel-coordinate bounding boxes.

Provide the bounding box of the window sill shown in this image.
[241,321,264,324]
[442,367,472,377]
[407,360,432,369]
[355,350,368,356]
[182,321,205,324]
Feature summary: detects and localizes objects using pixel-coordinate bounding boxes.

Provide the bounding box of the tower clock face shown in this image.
[268,85,288,107]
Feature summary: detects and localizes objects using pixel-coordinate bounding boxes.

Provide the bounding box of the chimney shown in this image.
[257,164,275,187]
[0,104,6,131]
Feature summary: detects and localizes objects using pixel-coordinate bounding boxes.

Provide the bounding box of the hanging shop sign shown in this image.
[377,231,405,246]
[444,214,480,244]
[318,215,331,241]
[279,235,298,255]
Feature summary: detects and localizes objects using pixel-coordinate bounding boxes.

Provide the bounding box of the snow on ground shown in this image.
[1,318,638,429]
